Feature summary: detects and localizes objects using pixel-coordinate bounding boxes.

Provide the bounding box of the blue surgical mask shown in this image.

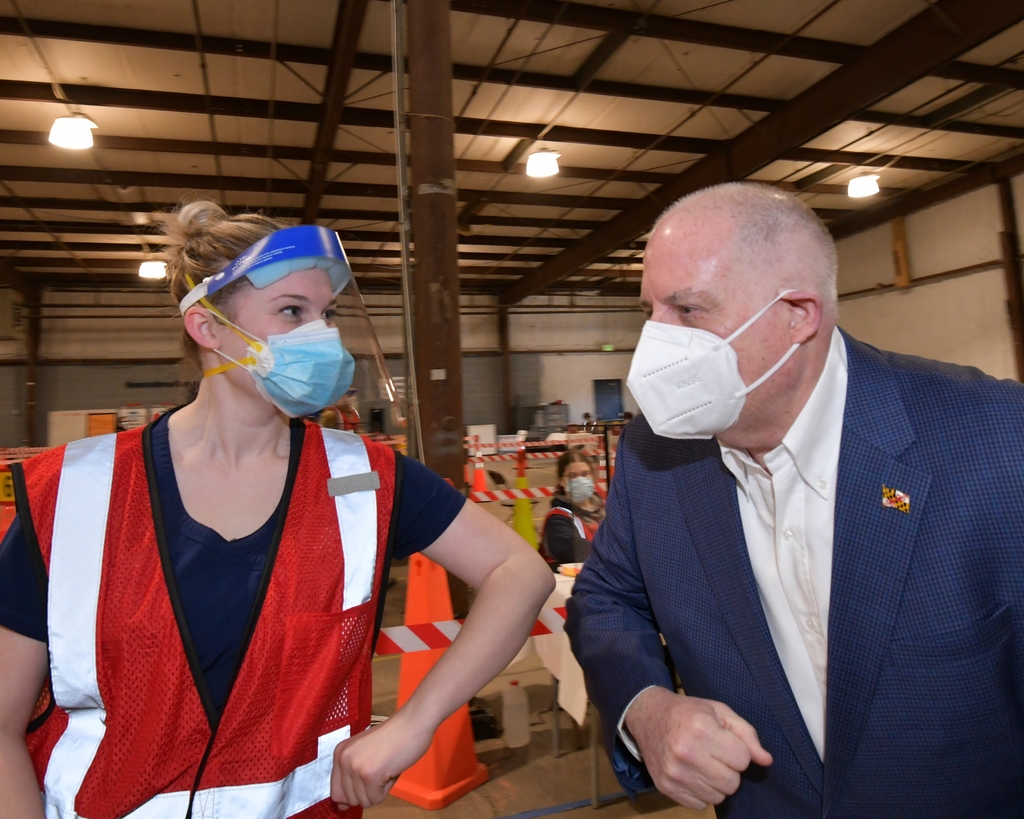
[566,476,595,505]
[211,319,355,417]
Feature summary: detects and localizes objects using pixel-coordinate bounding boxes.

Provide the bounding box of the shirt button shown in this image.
[805,618,816,630]
[818,479,828,490]
[783,529,793,540]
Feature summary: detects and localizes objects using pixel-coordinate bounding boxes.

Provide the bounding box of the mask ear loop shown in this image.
[182,273,266,378]
[723,289,796,345]
[736,342,801,397]
[722,289,800,398]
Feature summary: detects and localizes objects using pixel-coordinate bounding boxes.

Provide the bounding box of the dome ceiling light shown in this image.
[48,115,98,149]
[138,261,167,279]
[526,150,560,178]
[847,174,880,198]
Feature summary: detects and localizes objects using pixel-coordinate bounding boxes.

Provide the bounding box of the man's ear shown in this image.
[183,307,222,351]
[781,292,822,345]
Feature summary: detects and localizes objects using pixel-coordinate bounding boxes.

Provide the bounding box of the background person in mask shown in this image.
[0,202,554,819]
[566,182,1024,818]
[541,448,605,566]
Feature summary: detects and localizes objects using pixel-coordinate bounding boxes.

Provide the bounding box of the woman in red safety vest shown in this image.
[540,448,606,567]
[0,203,554,819]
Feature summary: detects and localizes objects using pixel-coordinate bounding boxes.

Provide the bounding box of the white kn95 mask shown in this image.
[627,290,799,440]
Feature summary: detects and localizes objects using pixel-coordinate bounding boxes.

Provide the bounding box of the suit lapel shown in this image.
[823,336,931,814]
[679,449,824,796]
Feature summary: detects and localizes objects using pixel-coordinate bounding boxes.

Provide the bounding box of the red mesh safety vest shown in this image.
[16,421,396,819]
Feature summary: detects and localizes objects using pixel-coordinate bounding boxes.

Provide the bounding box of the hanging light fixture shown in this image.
[847,174,880,198]
[138,261,167,279]
[48,115,98,149]
[526,150,560,178]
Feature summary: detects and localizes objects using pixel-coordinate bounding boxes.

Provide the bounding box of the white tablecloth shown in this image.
[533,574,589,726]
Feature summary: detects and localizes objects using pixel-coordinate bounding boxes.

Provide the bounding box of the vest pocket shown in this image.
[272,603,373,760]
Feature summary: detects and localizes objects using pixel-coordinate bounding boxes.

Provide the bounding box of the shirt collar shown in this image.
[719,327,848,500]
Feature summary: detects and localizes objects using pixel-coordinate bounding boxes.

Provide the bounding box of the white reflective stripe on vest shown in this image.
[42,428,370,818]
[321,429,377,611]
[44,434,117,819]
[45,726,350,819]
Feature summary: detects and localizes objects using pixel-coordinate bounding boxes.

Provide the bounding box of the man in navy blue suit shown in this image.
[566,182,1024,818]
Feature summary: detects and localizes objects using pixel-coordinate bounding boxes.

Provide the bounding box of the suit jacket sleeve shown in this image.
[565,425,676,796]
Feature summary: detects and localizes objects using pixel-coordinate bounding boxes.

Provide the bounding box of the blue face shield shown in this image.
[179,225,353,313]
[179,226,359,417]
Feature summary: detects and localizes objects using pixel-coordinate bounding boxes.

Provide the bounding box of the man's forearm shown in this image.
[0,732,45,819]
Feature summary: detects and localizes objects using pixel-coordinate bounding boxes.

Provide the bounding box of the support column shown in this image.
[24,285,40,446]
[998,179,1024,381]
[499,307,513,434]
[407,0,464,485]
[891,216,911,289]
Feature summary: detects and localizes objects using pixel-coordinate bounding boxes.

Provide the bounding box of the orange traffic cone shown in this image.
[389,554,489,809]
[471,463,488,494]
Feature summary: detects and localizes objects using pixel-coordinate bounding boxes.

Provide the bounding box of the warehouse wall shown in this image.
[537,352,640,423]
[0,365,26,447]
[32,363,192,442]
[834,179,1022,381]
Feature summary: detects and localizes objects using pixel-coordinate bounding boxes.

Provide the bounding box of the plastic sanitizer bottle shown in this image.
[502,680,531,748]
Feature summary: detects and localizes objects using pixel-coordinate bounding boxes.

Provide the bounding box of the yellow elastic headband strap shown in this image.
[183,274,266,379]
[203,355,258,378]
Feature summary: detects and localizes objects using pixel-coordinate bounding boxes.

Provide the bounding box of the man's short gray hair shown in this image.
[652,182,838,311]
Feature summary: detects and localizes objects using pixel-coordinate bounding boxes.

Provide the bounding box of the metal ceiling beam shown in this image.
[920,84,1010,127]
[0,196,612,231]
[303,0,370,222]
[0,240,643,265]
[0,164,643,210]
[1,268,629,295]
[2,80,995,172]
[4,256,644,280]
[829,149,1024,240]
[572,30,631,90]
[459,27,635,230]
[4,79,1023,154]
[0,164,870,224]
[0,130,910,193]
[0,220,607,249]
[0,125,1010,186]
[0,256,33,295]
[6,10,1023,91]
[0,128,675,185]
[498,0,1024,305]
[447,0,1024,91]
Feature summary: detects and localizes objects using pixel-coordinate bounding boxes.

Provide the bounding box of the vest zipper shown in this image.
[143,416,306,818]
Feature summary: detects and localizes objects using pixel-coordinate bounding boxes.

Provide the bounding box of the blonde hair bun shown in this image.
[163,200,286,366]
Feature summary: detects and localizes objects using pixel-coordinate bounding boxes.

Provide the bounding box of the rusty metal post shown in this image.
[24,285,41,446]
[998,179,1024,381]
[406,0,468,615]
[406,0,464,483]
[499,306,513,434]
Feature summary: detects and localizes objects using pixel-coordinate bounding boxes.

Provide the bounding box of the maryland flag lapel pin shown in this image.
[882,485,910,513]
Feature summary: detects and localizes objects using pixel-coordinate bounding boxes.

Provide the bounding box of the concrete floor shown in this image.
[368,560,714,819]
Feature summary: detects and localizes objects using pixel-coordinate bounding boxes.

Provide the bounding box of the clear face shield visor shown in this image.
[331,276,406,434]
[178,225,405,431]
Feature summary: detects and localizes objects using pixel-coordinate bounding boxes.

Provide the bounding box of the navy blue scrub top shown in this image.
[0,413,465,713]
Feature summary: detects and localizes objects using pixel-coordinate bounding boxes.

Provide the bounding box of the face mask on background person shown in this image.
[566,476,595,505]
[627,290,800,440]
[207,317,356,418]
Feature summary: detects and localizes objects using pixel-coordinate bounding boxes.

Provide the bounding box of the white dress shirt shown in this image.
[717,327,847,758]
[619,328,848,761]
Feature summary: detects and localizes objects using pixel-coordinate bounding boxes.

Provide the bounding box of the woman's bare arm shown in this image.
[0,626,49,819]
[331,501,554,808]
